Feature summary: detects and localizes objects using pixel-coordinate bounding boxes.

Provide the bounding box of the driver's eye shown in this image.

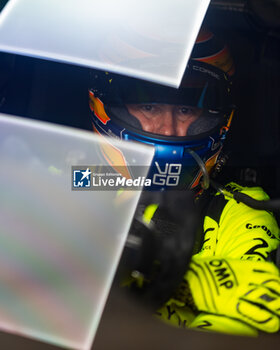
[141,105,153,111]
[180,107,193,114]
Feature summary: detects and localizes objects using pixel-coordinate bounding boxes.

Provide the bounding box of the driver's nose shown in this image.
[157,111,175,136]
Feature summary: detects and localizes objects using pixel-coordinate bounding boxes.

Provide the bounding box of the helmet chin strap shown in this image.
[188,148,280,213]
[187,148,210,190]
[210,180,280,213]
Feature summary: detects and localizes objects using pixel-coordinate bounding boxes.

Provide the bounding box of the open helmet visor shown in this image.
[90,60,232,138]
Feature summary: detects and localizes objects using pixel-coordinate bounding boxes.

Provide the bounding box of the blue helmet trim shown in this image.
[90,112,225,191]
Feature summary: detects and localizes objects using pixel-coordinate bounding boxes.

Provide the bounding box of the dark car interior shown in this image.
[0,0,279,349]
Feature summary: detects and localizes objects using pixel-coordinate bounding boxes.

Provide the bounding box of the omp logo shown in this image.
[209,259,235,289]
[153,162,182,186]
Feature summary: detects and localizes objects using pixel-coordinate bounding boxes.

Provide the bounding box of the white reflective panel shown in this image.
[0,0,210,87]
[0,114,154,350]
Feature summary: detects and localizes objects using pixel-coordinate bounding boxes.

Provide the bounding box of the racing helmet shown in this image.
[88,29,235,191]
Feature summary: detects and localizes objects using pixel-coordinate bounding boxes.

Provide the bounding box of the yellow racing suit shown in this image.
[155,183,280,336]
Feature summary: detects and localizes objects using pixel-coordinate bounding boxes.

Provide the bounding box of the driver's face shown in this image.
[126,104,202,136]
